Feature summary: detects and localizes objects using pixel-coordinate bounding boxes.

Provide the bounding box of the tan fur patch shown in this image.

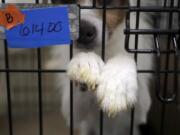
[96,0,128,31]
[106,10,125,31]
[52,0,127,30]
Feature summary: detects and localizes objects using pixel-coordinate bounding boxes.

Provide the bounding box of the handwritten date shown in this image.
[19,21,62,36]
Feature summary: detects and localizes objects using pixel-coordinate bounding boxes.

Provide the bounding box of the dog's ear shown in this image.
[51,0,73,4]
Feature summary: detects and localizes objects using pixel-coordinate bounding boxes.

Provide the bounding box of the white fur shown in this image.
[96,54,138,117]
[67,52,104,90]
[52,1,155,135]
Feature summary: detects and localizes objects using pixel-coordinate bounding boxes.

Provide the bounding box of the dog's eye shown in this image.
[97,0,112,5]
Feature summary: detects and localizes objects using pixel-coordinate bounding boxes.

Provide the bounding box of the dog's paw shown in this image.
[67,52,104,90]
[96,58,138,117]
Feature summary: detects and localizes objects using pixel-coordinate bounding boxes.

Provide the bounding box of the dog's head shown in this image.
[51,0,127,53]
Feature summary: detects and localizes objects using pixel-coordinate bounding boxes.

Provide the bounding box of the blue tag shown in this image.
[5,6,71,48]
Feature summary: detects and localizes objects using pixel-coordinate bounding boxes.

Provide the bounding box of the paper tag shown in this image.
[5,6,72,48]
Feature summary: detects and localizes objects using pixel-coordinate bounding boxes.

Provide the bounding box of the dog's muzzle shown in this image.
[77,20,97,49]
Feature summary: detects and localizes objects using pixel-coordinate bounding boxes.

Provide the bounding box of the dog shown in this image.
[48,0,157,135]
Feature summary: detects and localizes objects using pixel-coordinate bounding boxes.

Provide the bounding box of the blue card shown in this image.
[5,6,71,48]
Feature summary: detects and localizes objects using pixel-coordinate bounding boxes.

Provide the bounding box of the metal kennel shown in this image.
[0,0,179,135]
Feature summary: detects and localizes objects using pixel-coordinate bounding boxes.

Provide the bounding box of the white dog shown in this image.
[49,0,156,135]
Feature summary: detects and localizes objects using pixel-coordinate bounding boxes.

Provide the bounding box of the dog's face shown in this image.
[52,0,127,53]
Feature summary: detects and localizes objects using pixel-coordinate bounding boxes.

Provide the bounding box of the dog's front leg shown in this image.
[96,54,138,117]
[67,52,104,91]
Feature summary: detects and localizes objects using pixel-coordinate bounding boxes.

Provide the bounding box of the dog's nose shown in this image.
[78,20,97,44]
